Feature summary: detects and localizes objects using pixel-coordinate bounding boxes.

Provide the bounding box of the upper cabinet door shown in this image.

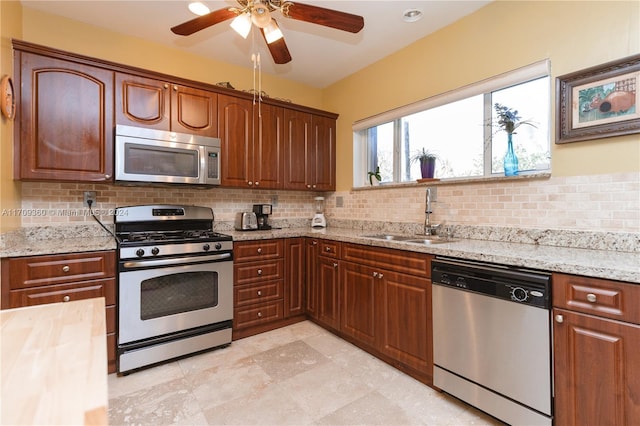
[16,52,114,182]
[254,103,284,189]
[283,109,312,190]
[311,115,336,191]
[218,94,252,187]
[115,73,170,130]
[171,84,217,137]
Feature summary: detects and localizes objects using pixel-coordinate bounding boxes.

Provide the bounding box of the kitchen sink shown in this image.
[361,234,415,241]
[362,234,455,244]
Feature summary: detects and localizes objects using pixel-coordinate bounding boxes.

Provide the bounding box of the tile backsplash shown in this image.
[15,172,640,234]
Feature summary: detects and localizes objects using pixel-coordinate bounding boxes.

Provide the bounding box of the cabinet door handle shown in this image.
[63,295,70,302]
[62,265,70,273]
[555,314,564,323]
[173,85,178,91]
[586,293,597,303]
[257,269,263,276]
[306,184,311,188]
[257,248,262,254]
[105,174,111,179]
[163,83,169,89]
[373,272,378,277]
[255,181,260,186]
[257,311,263,318]
[257,290,262,296]
[312,241,318,245]
[333,263,338,268]
[378,273,384,279]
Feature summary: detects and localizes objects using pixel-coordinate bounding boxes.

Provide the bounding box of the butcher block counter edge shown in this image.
[0,298,108,425]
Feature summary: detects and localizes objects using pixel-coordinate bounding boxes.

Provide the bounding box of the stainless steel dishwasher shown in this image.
[431,257,553,426]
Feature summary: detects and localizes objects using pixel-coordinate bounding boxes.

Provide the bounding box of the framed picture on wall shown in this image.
[556,54,640,144]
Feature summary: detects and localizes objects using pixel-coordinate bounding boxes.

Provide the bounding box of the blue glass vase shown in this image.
[504,133,519,176]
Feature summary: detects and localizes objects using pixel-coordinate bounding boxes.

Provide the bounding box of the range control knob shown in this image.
[215,243,222,250]
[136,249,145,257]
[151,247,160,256]
[203,244,211,251]
[511,287,528,302]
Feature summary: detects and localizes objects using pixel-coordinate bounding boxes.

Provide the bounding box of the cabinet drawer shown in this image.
[7,278,116,309]
[234,259,284,284]
[553,273,640,324]
[342,243,432,278]
[6,251,116,289]
[235,280,284,307]
[234,301,283,329]
[234,239,284,263]
[319,240,341,258]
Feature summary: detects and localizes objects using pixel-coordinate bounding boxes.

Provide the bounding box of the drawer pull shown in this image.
[257,311,263,318]
[257,269,263,276]
[62,265,70,273]
[325,247,331,252]
[63,295,71,302]
[555,314,564,323]
[257,248,262,254]
[586,293,597,303]
[257,290,262,296]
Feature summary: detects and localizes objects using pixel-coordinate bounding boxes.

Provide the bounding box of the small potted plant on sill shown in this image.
[367,166,381,186]
[410,148,438,179]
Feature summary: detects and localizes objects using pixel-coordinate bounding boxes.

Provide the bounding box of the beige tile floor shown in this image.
[108,321,502,425]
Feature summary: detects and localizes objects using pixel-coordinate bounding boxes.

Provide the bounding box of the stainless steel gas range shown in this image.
[114,205,233,373]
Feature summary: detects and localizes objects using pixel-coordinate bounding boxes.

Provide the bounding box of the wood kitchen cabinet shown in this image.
[312,240,342,331]
[284,238,305,318]
[553,273,640,426]
[0,251,118,373]
[283,110,336,191]
[218,94,284,188]
[116,73,218,137]
[341,243,433,378]
[13,48,114,182]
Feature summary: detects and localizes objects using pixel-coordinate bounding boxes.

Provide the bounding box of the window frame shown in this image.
[353,60,551,187]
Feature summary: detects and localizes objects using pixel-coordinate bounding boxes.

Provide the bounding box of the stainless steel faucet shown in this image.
[424,187,440,236]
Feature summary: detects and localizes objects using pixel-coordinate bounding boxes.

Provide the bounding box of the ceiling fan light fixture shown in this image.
[230,13,252,38]
[251,4,272,28]
[188,2,210,16]
[264,19,283,44]
[402,8,423,23]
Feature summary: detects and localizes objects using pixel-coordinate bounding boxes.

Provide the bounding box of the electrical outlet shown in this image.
[83,191,97,207]
[270,194,279,207]
[336,196,344,207]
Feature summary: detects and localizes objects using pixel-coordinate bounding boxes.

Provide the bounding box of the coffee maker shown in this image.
[252,204,272,230]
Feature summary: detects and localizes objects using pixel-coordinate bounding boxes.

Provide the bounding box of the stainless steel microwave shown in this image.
[115,125,221,186]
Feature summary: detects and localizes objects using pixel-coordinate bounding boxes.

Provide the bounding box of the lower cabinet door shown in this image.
[379,271,431,374]
[340,262,379,348]
[317,256,340,330]
[554,309,640,426]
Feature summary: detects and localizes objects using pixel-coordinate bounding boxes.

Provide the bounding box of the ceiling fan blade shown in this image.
[285,3,364,33]
[171,8,238,36]
[260,24,292,64]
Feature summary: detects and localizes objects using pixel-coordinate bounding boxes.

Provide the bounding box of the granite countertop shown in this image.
[0,298,108,425]
[2,225,638,284]
[229,227,640,284]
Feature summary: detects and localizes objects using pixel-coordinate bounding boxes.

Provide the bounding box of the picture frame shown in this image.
[556,54,640,144]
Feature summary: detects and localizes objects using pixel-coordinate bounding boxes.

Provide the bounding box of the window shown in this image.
[353,61,550,186]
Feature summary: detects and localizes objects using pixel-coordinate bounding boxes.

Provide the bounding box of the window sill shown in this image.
[353,171,552,191]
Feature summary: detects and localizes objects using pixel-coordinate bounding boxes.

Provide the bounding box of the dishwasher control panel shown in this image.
[431,257,551,309]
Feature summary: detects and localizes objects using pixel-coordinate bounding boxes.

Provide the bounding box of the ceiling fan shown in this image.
[171,0,365,65]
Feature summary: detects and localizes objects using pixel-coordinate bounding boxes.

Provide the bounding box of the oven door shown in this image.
[118,259,232,344]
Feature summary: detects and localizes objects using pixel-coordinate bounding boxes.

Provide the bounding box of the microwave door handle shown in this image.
[199,145,207,184]
[123,252,231,269]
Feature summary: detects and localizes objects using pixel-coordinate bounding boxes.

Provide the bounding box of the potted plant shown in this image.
[367,166,381,186]
[492,103,537,176]
[410,148,438,179]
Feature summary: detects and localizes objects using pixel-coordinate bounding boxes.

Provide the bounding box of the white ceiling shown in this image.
[20,0,492,88]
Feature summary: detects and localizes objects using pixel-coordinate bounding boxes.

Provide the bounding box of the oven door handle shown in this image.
[122,252,232,269]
